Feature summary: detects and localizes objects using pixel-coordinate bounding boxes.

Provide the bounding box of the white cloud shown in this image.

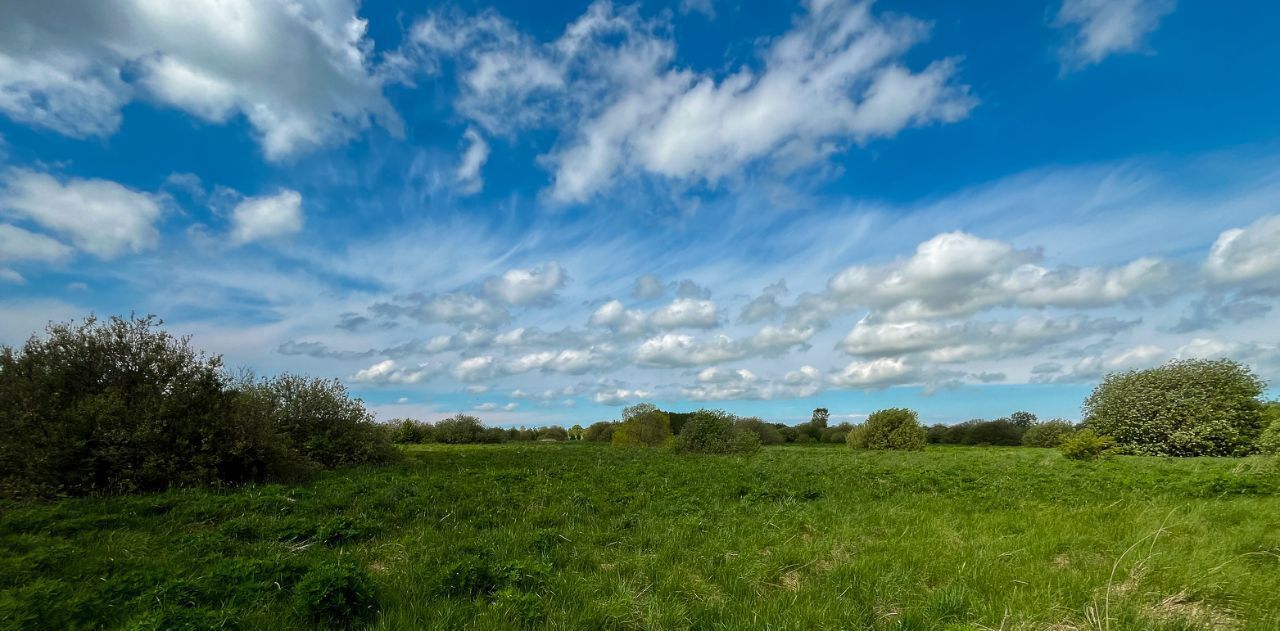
[830,357,916,388]
[0,0,403,159]
[634,333,745,367]
[1205,214,1280,289]
[375,292,510,327]
[0,268,22,284]
[839,315,1135,362]
[593,387,653,405]
[0,224,73,263]
[453,355,498,382]
[412,0,975,201]
[350,359,435,385]
[816,231,1174,323]
[589,299,649,337]
[484,261,567,306]
[455,127,490,195]
[0,168,162,258]
[230,189,303,244]
[649,298,719,329]
[1054,0,1175,70]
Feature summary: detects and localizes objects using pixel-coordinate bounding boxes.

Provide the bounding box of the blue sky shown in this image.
[1,0,1278,427]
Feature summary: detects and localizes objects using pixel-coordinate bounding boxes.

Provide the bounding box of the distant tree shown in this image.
[811,408,830,429]
[612,404,672,447]
[735,417,785,445]
[774,423,799,443]
[925,424,949,444]
[1008,411,1038,428]
[1022,420,1076,448]
[965,418,1024,446]
[389,419,432,444]
[1083,359,1266,456]
[850,408,926,451]
[539,425,569,441]
[675,409,760,455]
[569,424,585,440]
[583,421,615,443]
[434,414,485,444]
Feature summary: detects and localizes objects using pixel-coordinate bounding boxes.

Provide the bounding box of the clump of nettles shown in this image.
[294,562,378,629]
[674,409,762,455]
[1059,429,1113,461]
[847,408,927,451]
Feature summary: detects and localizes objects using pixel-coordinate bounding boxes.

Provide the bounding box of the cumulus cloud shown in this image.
[739,280,787,323]
[1054,0,1175,70]
[809,231,1174,324]
[0,168,163,258]
[1035,344,1166,383]
[455,127,490,195]
[453,355,498,382]
[0,0,403,159]
[484,261,567,306]
[593,386,653,405]
[350,359,435,385]
[230,189,303,244]
[410,0,975,201]
[649,298,719,329]
[839,315,1136,363]
[0,223,73,263]
[1205,214,1280,291]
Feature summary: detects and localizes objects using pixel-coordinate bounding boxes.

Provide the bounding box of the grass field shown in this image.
[2,444,1278,630]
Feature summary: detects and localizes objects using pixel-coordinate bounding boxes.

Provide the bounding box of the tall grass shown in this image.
[1,444,1277,629]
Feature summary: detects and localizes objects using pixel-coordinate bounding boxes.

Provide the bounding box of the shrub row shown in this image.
[0,316,394,498]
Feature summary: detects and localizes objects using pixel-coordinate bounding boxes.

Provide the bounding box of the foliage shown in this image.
[239,374,395,469]
[4,444,1279,629]
[852,408,927,451]
[810,407,830,428]
[1007,411,1037,428]
[1021,420,1076,448]
[582,421,615,443]
[294,561,378,629]
[538,426,568,441]
[674,409,761,455]
[1258,403,1280,455]
[733,417,785,445]
[1083,359,1266,456]
[929,418,1027,446]
[389,418,433,444]
[612,403,672,447]
[434,415,485,444]
[1060,429,1113,461]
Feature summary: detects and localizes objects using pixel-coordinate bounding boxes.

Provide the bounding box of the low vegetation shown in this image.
[2,444,1277,629]
[848,407,927,451]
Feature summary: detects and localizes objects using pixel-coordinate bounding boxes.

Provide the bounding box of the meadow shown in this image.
[2,443,1278,630]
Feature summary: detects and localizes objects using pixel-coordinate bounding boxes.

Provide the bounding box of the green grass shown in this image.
[2,444,1278,630]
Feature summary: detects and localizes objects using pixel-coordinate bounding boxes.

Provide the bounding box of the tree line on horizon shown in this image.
[2,314,1277,498]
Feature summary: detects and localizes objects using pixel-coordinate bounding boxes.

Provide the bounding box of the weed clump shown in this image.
[294,561,378,629]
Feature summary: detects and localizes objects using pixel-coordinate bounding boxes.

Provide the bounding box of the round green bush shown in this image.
[850,408,927,451]
[1060,429,1113,461]
[294,561,378,629]
[1082,359,1266,456]
[1022,420,1076,448]
[611,403,673,447]
[674,409,761,455]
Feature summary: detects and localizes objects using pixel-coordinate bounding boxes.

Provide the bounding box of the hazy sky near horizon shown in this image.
[1,0,1278,426]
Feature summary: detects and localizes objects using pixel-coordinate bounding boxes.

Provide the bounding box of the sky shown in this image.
[1,0,1278,427]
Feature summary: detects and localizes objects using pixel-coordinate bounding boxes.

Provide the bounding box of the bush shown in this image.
[0,315,394,498]
[1022,420,1076,448]
[294,561,377,629]
[538,426,568,441]
[1060,429,1113,461]
[0,316,279,496]
[583,422,615,443]
[852,408,927,451]
[1258,403,1280,454]
[434,414,485,444]
[612,403,672,447]
[239,374,395,469]
[1083,359,1266,456]
[734,417,785,445]
[389,419,433,444]
[674,409,760,455]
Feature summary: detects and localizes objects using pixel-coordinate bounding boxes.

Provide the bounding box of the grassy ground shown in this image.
[1,444,1278,630]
